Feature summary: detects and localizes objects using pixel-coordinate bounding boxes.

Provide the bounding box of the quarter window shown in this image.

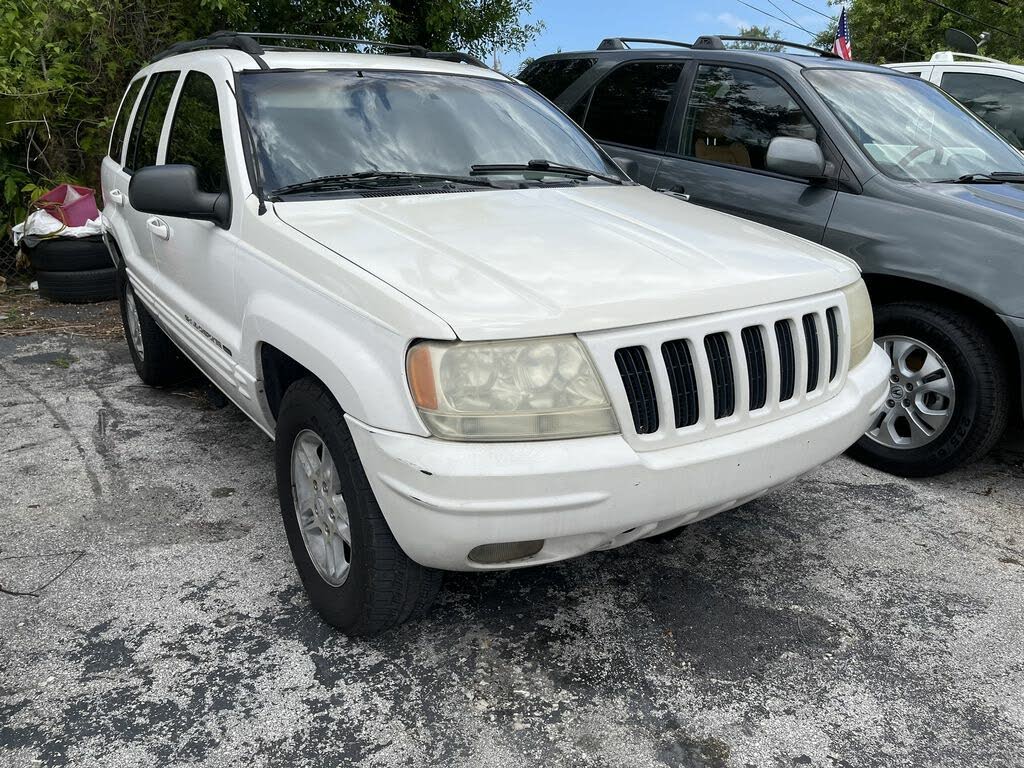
[166,72,227,193]
[110,78,145,163]
[125,71,179,172]
[584,62,684,150]
[681,65,817,171]
[940,72,1024,149]
[519,57,597,101]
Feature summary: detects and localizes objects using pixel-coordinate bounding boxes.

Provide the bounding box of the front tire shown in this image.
[848,302,1009,477]
[274,377,441,635]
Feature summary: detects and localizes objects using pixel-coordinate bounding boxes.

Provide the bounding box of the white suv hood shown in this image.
[274,185,858,340]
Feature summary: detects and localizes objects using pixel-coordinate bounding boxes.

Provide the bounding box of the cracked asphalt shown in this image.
[2,308,1023,768]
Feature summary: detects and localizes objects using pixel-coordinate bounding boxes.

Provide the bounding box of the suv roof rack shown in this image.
[597,37,692,50]
[694,34,839,58]
[151,31,490,70]
[929,51,1005,64]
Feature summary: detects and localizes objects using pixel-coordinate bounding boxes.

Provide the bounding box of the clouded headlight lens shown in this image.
[407,336,619,441]
[843,279,874,368]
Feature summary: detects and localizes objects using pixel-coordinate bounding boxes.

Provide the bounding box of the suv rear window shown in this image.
[125,71,179,172]
[519,58,596,100]
[110,78,144,163]
[583,62,683,150]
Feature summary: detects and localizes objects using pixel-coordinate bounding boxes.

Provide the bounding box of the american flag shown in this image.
[833,6,852,60]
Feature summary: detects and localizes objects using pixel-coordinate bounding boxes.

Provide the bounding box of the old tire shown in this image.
[848,302,1009,477]
[275,377,442,636]
[26,236,111,272]
[117,272,192,386]
[36,267,117,304]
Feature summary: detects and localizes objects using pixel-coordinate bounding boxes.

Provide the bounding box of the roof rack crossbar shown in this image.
[151,32,269,67]
[699,34,839,58]
[598,37,693,50]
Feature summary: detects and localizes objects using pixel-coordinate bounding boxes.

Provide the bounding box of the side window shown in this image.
[125,71,179,172]
[519,58,597,101]
[680,65,818,171]
[166,72,227,193]
[940,72,1024,149]
[583,62,684,150]
[110,78,145,163]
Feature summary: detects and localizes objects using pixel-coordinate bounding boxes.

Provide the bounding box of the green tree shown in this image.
[727,25,787,52]
[812,0,1024,64]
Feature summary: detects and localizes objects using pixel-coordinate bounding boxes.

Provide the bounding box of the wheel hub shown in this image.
[291,429,351,587]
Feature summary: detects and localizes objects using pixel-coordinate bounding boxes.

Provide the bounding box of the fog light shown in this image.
[468,540,544,564]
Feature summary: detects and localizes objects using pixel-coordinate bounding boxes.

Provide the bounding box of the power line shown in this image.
[766,0,803,29]
[920,0,1024,42]
[736,0,817,37]
[787,0,836,22]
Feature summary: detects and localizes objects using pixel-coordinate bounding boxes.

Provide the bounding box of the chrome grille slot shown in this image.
[803,314,820,393]
[775,320,796,402]
[662,339,700,428]
[826,307,840,382]
[615,346,658,434]
[704,332,735,420]
[742,326,768,411]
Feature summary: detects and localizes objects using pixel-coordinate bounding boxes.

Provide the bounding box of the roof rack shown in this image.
[597,37,692,50]
[930,51,1005,64]
[695,35,839,58]
[151,31,490,70]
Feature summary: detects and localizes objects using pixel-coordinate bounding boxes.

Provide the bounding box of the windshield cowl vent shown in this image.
[356,187,479,198]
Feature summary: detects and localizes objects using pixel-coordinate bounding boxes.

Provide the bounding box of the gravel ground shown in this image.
[1,307,1023,768]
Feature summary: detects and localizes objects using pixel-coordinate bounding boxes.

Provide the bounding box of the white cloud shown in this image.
[717,11,752,31]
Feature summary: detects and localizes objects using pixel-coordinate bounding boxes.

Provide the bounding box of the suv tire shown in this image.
[117,271,192,386]
[36,267,117,304]
[848,302,1009,477]
[274,377,442,635]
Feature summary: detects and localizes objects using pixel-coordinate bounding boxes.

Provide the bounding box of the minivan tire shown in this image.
[36,267,117,304]
[274,377,442,635]
[848,302,1009,477]
[26,236,111,272]
[117,271,192,386]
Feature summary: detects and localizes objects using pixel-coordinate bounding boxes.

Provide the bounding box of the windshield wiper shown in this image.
[935,172,1024,184]
[272,171,499,197]
[470,159,625,185]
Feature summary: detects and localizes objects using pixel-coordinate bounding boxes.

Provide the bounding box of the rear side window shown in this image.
[166,72,227,193]
[110,78,145,162]
[583,62,684,150]
[125,71,179,172]
[941,71,1024,148]
[519,57,597,100]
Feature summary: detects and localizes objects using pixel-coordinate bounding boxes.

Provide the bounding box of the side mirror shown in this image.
[765,137,826,180]
[129,165,230,228]
[612,156,639,181]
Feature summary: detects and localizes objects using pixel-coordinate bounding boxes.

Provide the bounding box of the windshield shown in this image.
[806,69,1024,182]
[238,70,621,193]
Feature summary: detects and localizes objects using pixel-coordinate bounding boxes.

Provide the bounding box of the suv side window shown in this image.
[125,70,179,172]
[940,71,1024,148]
[583,62,684,150]
[680,65,817,171]
[110,78,145,163]
[166,71,227,193]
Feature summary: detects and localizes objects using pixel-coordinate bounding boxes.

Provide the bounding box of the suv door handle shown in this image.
[147,217,170,240]
[109,188,125,206]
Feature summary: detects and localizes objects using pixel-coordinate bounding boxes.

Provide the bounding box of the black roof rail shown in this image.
[695,34,839,58]
[597,37,693,51]
[151,31,492,70]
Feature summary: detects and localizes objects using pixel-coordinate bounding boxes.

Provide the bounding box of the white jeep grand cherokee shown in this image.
[101,33,889,635]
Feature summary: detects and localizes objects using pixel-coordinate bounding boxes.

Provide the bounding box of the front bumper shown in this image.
[348,345,891,571]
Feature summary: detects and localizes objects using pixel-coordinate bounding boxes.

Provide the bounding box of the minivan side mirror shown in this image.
[612,156,639,181]
[129,165,230,228]
[765,137,826,180]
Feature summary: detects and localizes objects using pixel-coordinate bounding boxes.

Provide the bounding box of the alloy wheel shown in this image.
[291,429,352,587]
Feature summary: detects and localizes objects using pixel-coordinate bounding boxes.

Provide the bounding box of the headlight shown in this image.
[406,336,619,441]
[843,279,874,368]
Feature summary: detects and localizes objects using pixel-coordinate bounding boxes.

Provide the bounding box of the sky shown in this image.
[504,0,839,72]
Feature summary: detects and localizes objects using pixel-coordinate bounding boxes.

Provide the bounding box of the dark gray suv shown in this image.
[520,36,1024,477]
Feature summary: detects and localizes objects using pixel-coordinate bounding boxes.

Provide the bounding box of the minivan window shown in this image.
[125,71,179,172]
[940,72,1024,149]
[681,65,818,171]
[110,78,145,163]
[584,62,684,150]
[166,72,227,193]
[807,69,1024,182]
[519,58,597,101]
[239,71,620,193]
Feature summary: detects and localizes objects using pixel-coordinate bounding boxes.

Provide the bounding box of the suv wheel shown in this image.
[848,302,1009,477]
[117,272,191,386]
[274,377,441,635]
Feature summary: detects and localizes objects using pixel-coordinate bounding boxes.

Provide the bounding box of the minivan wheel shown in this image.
[274,377,441,635]
[117,272,191,386]
[848,302,1009,477]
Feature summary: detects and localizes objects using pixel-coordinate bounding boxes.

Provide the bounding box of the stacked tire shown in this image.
[23,235,117,303]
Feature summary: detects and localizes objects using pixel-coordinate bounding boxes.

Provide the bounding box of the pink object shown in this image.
[32,184,100,228]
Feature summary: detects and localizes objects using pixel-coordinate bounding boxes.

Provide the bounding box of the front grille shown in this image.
[615,346,658,434]
[605,298,846,445]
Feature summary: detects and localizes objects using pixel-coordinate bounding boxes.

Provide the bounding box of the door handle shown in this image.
[147,217,170,240]
[109,188,125,206]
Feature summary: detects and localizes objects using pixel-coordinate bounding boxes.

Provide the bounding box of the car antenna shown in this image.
[226,80,268,215]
